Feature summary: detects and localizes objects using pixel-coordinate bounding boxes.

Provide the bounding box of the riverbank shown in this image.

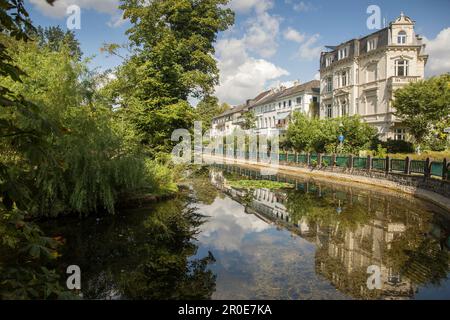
[205,156,450,212]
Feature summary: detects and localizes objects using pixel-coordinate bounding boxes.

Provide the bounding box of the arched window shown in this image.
[395,60,409,76]
[397,31,407,44]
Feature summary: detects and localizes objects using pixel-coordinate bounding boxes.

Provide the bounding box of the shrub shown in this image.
[286,113,377,154]
[382,139,415,154]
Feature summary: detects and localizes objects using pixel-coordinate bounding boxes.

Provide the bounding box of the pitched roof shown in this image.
[213,103,247,120]
[250,89,285,107]
[277,80,320,99]
[213,79,320,119]
[251,90,272,104]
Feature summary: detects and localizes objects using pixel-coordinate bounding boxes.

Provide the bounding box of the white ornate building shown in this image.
[319,13,428,140]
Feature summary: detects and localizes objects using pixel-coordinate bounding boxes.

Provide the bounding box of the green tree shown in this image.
[35,25,82,59]
[107,0,234,153]
[0,0,74,299]
[195,96,230,133]
[393,74,450,146]
[242,110,256,130]
[286,112,322,152]
[120,0,234,101]
[286,113,377,154]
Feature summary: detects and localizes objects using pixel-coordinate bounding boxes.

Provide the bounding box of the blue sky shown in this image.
[26,0,450,105]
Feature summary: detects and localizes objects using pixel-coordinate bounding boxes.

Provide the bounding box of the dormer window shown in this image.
[367,38,377,52]
[326,56,333,67]
[397,31,407,44]
[338,46,349,60]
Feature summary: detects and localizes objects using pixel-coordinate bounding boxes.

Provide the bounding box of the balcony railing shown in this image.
[388,76,421,86]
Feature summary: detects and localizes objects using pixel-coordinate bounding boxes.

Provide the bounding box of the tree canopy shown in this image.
[286,113,377,154]
[105,0,235,154]
[393,74,450,146]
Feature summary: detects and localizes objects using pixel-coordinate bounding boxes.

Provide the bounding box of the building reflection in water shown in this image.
[210,165,450,300]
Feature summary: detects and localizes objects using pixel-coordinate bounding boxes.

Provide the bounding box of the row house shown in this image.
[210,104,248,137]
[210,90,273,137]
[248,80,320,136]
[319,13,428,140]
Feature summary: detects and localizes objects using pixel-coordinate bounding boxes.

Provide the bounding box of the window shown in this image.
[367,38,377,52]
[326,56,333,67]
[312,97,318,103]
[388,268,402,285]
[288,100,292,107]
[283,101,286,108]
[326,104,332,118]
[395,60,409,76]
[395,128,406,141]
[341,101,348,116]
[326,77,333,93]
[296,97,302,105]
[272,116,276,127]
[341,71,348,87]
[397,31,407,44]
[338,46,349,60]
[366,63,378,82]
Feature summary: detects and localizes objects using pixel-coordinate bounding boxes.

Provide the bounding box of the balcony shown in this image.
[232,117,245,125]
[388,76,421,89]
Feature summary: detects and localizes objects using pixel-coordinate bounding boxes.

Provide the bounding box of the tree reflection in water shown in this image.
[41,190,216,300]
[213,164,450,300]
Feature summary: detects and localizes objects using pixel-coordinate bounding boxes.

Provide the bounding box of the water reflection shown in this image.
[207,164,450,300]
[41,192,216,300]
[40,165,450,300]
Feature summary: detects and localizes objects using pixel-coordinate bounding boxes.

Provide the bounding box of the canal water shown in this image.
[42,165,450,300]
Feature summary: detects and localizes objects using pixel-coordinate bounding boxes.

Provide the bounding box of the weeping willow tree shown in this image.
[1,34,177,218]
[0,0,74,299]
[0,0,177,299]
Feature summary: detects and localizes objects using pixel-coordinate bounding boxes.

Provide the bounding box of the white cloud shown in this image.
[423,28,450,77]
[229,0,274,14]
[215,38,289,104]
[29,0,125,28]
[244,11,281,58]
[214,0,288,104]
[107,12,127,28]
[297,33,322,60]
[283,27,305,43]
[197,197,270,252]
[283,26,323,61]
[285,0,315,12]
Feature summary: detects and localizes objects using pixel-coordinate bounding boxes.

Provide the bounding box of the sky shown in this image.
[26,0,450,105]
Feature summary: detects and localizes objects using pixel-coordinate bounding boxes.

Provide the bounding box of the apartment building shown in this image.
[210,104,248,137]
[210,90,273,137]
[248,80,320,136]
[319,13,428,140]
[210,80,320,138]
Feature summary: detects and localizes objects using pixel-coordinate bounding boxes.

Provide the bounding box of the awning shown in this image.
[276,112,291,120]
